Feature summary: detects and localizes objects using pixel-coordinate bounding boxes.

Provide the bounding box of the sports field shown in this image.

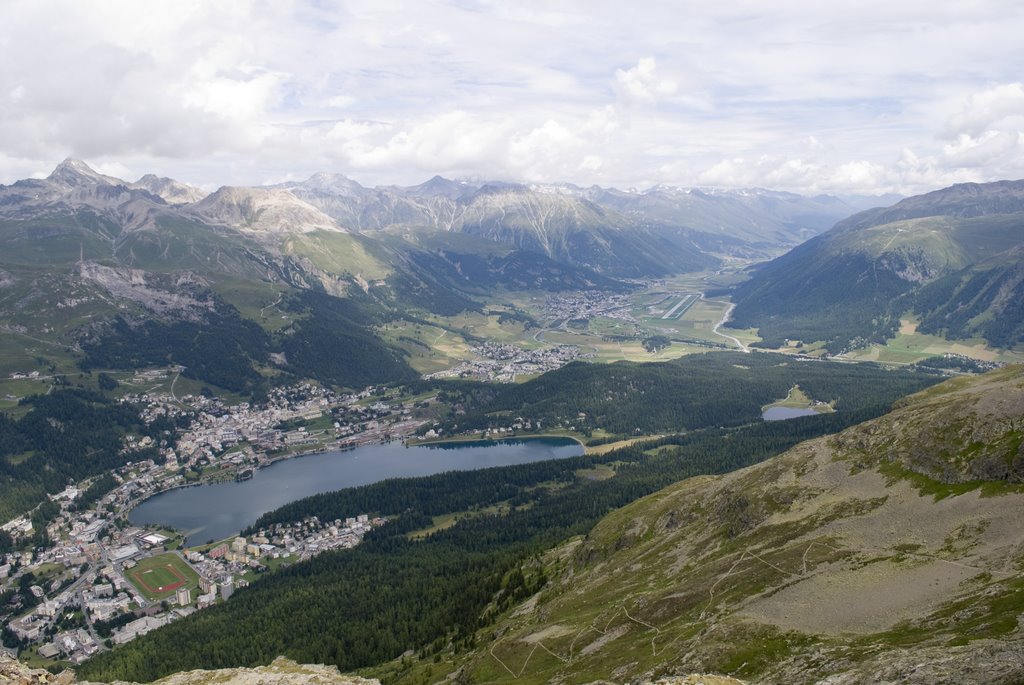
[126,552,200,602]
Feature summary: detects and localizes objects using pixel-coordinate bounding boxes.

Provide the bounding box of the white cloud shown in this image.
[614,57,678,106]
[0,1,1023,194]
[328,95,357,109]
[944,83,1024,138]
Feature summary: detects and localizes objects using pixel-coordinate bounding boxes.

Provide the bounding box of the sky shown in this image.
[1,0,1023,195]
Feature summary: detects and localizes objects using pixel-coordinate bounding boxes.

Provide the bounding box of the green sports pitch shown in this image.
[126,552,200,602]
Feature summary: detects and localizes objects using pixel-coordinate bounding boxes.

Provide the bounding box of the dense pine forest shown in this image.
[78,360,940,683]
[0,389,166,523]
[81,290,417,396]
[430,352,939,435]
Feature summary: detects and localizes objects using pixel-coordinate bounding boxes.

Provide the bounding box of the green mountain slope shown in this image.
[77,355,940,683]
[0,163,421,393]
[438,365,1024,684]
[438,351,934,436]
[728,180,1024,352]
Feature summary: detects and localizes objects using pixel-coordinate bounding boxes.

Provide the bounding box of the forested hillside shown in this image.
[727,181,1024,352]
[78,361,939,683]
[434,352,939,435]
[0,390,168,522]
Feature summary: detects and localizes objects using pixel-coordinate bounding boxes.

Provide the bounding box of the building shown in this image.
[38,644,61,659]
[113,615,168,645]
[230,537,247,554]
[109,544,139,562]
[175,586,191,606]
[140,532,169,548]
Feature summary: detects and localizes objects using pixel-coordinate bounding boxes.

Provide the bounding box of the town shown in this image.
[426,342,588,382]
[0,380,416,665]
[537,291,638,327]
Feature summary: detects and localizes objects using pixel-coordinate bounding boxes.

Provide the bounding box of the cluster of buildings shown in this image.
[2,379,406,665]
[130,382,424,474]
[35,628,99,664]
[539,291,638,326]
[426,342,587,382]
[3,484,384,661]
[183,514,382,597]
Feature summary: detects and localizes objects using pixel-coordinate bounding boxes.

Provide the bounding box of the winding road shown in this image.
[707,296,750,353]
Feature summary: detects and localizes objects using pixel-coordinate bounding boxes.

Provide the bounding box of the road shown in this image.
[707,296,750,353]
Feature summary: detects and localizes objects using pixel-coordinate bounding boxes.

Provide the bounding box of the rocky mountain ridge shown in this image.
[0,657,380,685]
[0,158,886,279]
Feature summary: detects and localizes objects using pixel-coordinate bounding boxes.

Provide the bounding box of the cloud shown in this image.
[944,83,1024,138]
[614,57,678,106]
[0,1,1023,195]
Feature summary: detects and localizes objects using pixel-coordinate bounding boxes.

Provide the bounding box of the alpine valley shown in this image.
[2,158,1024,685]
[727,180,1024,355]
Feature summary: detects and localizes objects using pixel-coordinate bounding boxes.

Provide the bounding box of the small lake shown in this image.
[129,437,583,546]
[762,406,821,421]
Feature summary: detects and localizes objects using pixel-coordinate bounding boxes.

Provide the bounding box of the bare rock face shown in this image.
[129,175,207,205]
[0,657,74,685]
[0,657,379,685]
[189,187,344,235]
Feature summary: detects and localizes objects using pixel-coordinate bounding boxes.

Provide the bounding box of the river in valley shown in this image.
[129,437,583,546]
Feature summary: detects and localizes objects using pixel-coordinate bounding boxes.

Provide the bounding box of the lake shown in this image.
[129,437,583,546]
[762,406,820,421]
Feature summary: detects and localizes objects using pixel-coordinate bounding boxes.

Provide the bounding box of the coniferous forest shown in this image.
[78,361,939,683]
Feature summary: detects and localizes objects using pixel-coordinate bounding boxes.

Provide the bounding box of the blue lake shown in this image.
[129,437,583,545]
[762,406,821,421]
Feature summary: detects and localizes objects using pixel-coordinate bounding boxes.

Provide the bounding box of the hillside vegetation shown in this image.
[77,357,939,683]
[432,365,1024,684]
[728,180,1024,353]
[434,351,937,435]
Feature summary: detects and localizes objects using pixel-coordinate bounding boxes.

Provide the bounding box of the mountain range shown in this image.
[5,159,1024,684]
[0,159,884,394]
[727,180,1024,353]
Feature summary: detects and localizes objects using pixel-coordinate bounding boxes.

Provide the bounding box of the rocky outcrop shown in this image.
[0,657,378,685]
[188,187,343,235]
[0,657,74,685]
[78,263,214,316]
[645,677,746,685]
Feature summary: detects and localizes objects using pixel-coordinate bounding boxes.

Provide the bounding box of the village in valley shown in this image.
[0,381,408,665]
[0,284,738,668]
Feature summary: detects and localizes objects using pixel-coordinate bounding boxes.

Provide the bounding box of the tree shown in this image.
[642,335,671,353]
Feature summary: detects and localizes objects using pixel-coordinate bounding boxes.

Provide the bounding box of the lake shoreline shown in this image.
[129,437,585,546]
